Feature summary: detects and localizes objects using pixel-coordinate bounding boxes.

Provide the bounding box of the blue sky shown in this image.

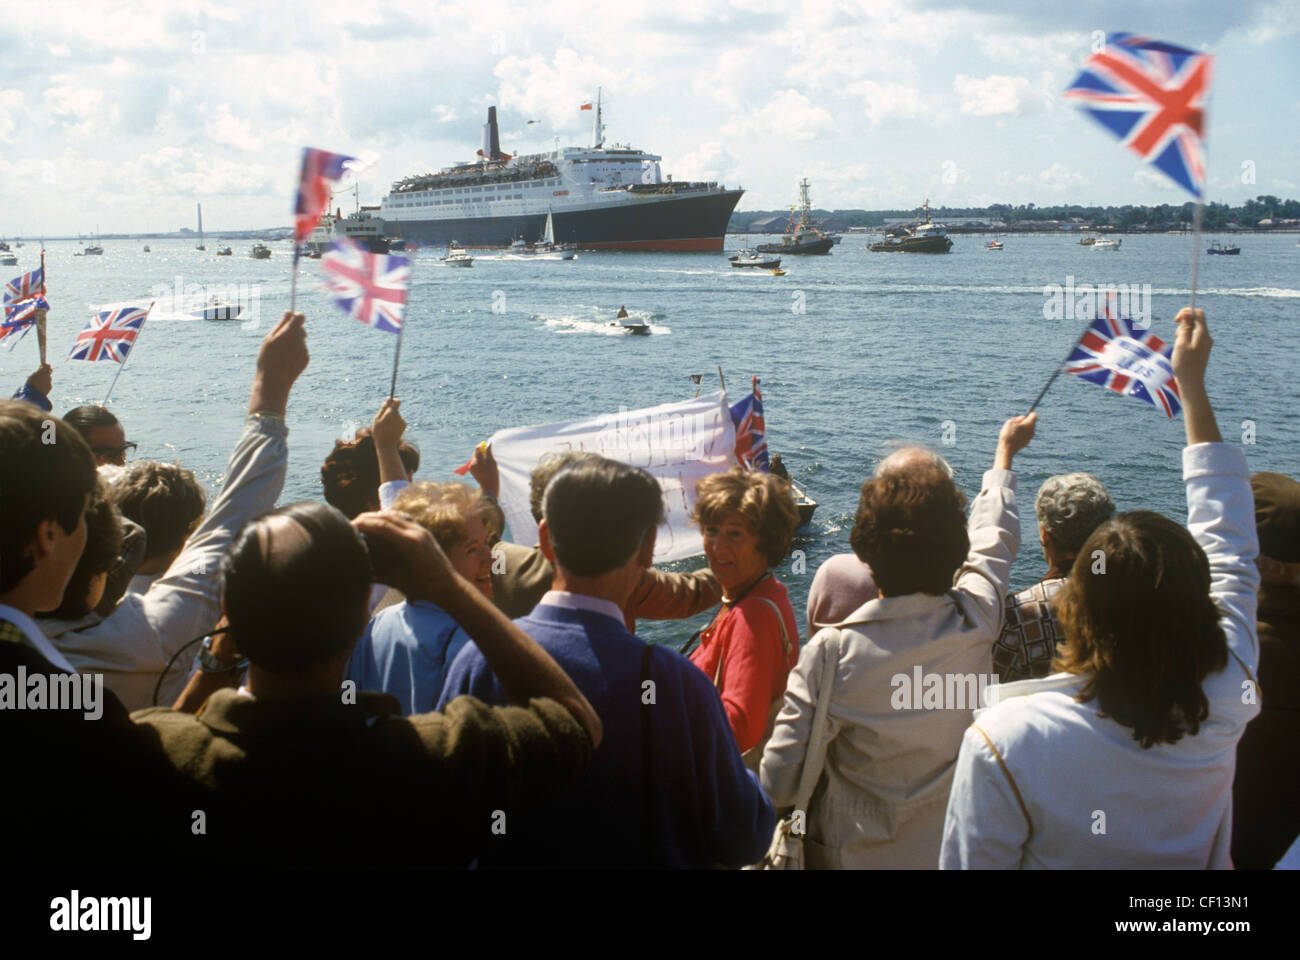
[1,0,1296,233]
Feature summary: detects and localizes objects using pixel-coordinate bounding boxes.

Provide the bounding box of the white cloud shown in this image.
[954,73,1034,116]
[433,104,457,123]
[846,80,927,126]
[0,89,25,143]
[721,89,833,142]
[1133,168,1178,191]
[1038,162,1086,191]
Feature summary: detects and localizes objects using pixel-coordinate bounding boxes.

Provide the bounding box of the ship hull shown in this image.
[383,190,742,252]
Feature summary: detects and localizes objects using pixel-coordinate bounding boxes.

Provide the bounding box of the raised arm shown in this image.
[353,510,602,749]
[952,414,1035,635]
[1172,308,1259,674]
[372,397,411,488]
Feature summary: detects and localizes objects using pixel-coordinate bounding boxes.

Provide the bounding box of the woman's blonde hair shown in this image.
[392,482,494,552]
[692,467,799,567]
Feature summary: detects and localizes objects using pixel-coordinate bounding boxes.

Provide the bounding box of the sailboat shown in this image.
[196,203,206,251]
[505,210,577,260]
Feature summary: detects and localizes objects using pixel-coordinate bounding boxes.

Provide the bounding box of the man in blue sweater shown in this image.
[440,456,775,868]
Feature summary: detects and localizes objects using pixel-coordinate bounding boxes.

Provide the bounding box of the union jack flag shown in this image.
[321,239,410,334]
[0,296,48,351]
[1064,302,1181,418]
[294,147,356,243]
[67,305,150,363]
[1063,33,1213,197]
[4,265,44,304]
[729,375,770,471]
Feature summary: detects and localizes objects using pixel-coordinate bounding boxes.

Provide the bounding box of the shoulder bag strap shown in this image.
[790,631,840,816]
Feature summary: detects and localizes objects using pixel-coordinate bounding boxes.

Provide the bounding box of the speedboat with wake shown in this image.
[612,305,650,335]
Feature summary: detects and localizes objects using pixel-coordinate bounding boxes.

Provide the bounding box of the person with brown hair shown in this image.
[320,421,421,519]
[761,415,1034,869]
[686,466,800,764]
[109,460,206,586]
[941,308,1258,869]
[344,481,498,714]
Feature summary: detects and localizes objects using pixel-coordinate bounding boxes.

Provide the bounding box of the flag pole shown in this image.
[37,249,47,364]
[1188,199,1205,312]
[716,365,725,393]
[103,301,154,407]
[289,243,301,313]
[1027,319,1092,414]
[389,320,405,399]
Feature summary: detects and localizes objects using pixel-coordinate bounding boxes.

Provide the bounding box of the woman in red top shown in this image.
[688,467,801,763]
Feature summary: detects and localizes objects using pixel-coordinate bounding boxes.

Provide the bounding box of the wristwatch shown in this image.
[198,635,250,674]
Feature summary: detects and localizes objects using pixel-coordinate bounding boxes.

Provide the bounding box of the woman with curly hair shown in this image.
[687,466,800,766]
[941,308,1257,869]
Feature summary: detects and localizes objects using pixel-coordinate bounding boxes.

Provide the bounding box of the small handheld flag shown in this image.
[294,148,356,244]
[4,264,44,304]
[68,305,149,363]
[321,239,411,334]
[1064,307,1182,418]
[1063,33,1213,198]
[1,297,49,351]
[729,375,770,471]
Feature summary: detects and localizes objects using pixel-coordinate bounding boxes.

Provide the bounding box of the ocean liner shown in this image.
[377,94,743,251]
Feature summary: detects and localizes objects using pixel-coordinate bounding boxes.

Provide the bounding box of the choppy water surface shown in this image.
[5,233,1296,646]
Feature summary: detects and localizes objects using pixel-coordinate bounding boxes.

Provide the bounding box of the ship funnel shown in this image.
[479,106,503,161]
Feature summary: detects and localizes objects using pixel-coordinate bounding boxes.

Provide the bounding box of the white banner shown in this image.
[488,391,737,563]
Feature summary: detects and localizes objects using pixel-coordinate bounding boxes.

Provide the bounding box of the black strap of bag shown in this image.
[640,642,655,867]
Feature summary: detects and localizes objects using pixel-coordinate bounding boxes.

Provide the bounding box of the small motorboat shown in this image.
[250,243,272,259]
[985,239,1004,250]
[441,243,474,267]
[216,246,232,256]
[1207,240,1240,256]
[1078,235,1097,245]
[1092,237,1121,251]
[192,297,242,321]
[142,245,151,252]
[613,305,650,335]
[770,267,786,276]
[0,253,17,266]
[791,480,818,526]
[729,249,782,269]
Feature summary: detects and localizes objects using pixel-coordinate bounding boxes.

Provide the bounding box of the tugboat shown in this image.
[755,179,835,255]
[441,242,474,267]
[1207,240,1240,255]
[868,200,953,253]
[250,242,272,259]
[613,305,650,335]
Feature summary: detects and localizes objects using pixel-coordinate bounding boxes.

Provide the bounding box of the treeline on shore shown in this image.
[730,195,1300,234]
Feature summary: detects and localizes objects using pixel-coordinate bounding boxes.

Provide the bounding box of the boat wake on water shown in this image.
[532,306,668,336]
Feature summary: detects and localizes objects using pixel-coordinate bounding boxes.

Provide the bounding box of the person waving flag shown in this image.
[1063,33,1213,197]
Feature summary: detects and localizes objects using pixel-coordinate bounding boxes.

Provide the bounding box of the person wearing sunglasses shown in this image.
[63,405,136,467]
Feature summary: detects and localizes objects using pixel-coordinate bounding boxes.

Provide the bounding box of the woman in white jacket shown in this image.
[760,414,1036,868]
[940,307,1259,869]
